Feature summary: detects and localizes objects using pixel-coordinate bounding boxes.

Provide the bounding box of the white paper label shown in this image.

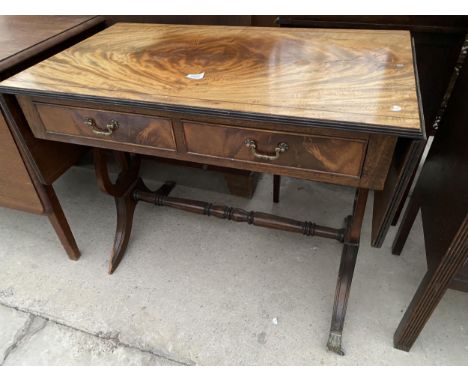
[186,72,205,80]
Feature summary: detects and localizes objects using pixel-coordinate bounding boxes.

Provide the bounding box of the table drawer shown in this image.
[183,121,367,178]
[32,102,176,151]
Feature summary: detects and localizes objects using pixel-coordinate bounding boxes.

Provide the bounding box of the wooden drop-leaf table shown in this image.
[0,23,424,355]
[0,16,105,260]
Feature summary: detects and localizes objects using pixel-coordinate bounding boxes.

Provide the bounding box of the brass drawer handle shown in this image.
[245,139,288,161]
[84,118,119,136]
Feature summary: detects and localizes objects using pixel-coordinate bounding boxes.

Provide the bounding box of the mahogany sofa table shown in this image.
[0,23,424,355]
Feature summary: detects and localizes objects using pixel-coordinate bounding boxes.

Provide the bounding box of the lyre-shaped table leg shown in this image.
[108,179,176,274]
[110,191,137,274]
[327,188,368,355]
[94,149,177,274]
[94,149,141,274]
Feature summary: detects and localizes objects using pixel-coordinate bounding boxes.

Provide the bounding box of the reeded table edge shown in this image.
[0,86,425,139]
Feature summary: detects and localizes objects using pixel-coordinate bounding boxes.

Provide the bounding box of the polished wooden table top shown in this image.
[0,23,422,136]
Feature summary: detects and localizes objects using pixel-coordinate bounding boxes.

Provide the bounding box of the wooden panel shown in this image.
[0,110,43,213]
[0,16,103,76]
[33,102,176,152]
[0,23,422,135]
[371,138,425,247]
[183,121,367,178]
[104,15,254,26]
[277,16,468,33]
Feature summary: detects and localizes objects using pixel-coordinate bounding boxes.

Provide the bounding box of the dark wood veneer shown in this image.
[35,102,177,152]
[17,94,397,191]
[182,121,367,178]
[0,110,43,213]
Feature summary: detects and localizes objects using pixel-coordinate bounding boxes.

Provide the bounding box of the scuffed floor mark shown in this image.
[257,331,267,345]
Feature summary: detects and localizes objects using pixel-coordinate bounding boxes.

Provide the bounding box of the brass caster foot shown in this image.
[327,331,345,356]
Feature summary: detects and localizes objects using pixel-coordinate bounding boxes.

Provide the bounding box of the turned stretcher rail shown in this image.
[133,187,345,242]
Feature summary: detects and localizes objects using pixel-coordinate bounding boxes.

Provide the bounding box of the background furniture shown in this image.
[391,54,468,351]
[0,16,105,259]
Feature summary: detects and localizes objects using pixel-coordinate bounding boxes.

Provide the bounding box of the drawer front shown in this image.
[183,121,367,178]
[34,103,176,151]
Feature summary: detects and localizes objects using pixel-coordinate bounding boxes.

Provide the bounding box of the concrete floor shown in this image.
[0,162,467,365]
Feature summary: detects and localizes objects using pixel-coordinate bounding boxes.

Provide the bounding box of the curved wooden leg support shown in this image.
[94,149,141,274]
[94,149,177,274]
[110,191,137,274]
[109,179,176,274]
[327,188,368,355]
[327,231,358,355]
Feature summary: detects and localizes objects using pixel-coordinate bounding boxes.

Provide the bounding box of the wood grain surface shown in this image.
[35,102,176,151]
[0,23,422,133]
[183,121,367,177]
[0,110,43,213]
[0,16,102,75]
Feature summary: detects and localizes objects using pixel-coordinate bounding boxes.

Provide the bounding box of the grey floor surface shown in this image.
[0,162,467,365]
